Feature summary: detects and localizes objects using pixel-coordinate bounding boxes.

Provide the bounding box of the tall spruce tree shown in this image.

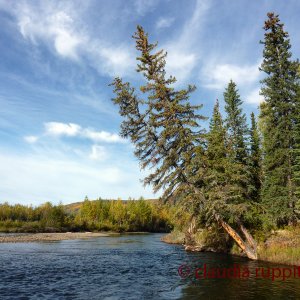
[111,26,258,260]
[249,112,261,202]
[205,101,228,204]
[259,12,300,225]
[111,26,207,201]
[223,80,249,201]
[293,67,300,216]
[224,80,248,163]
[205,101,252,219]
[205,101,233,217]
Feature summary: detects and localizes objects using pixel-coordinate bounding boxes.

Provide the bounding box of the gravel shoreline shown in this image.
[0,232,113,243]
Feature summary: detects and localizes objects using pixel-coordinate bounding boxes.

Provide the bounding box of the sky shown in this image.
[0,0,299,205]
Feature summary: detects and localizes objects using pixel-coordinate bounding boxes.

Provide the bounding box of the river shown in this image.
[0,233,299,299]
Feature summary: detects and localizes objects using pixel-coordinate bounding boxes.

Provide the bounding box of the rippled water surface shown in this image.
[0,233,299,299]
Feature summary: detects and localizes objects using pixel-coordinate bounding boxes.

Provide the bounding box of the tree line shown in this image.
[110,12,300,259]
[0,198,175,233]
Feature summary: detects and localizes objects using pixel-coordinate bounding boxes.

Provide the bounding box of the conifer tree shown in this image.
[205,101,252,219]
[224,80,248,163]
[111,26,207,200]
[249,112,261,202]
[293,67,300,215]
[205,101,230,212]
[111,26,258,260]
[259,12,300,225]
[223,80,249,201]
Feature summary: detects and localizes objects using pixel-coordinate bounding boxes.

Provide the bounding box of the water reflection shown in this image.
[180,254,300,300]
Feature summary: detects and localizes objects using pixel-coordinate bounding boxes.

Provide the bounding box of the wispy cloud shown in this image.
[18,7,83,60]
[245,87,264,105]
[201,61,261,90]
[88,43,135,77]
[89,145,107,161]
[163,0,211,83]
[44,122,125,143]
[24,135,38,144]
[45,122,81,137]
[0,152,121,204]
[7,1,135,77]
[156,17,175,30]
[0,149,155,204]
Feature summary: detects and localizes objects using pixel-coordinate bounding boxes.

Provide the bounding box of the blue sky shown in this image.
[0,0,299,205]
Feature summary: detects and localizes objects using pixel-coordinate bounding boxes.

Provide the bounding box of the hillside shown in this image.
[64,198,159,214]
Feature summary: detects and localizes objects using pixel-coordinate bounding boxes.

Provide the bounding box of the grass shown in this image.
[257,226,300,265]
[165,225,300,266]
[161,229,185,244]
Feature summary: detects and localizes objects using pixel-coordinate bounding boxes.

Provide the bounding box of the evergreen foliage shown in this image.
[224,80,248,164]
[204,101,253,225]
[293,67,300,215]
[223,80,250,201]
[259,12,300,225]
[111,26,207,202]
[3,12,300,255]
[204,101,232,219]
[249,112,262,202]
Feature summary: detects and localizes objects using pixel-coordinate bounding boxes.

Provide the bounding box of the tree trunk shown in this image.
[184,217,197,247]
[239,222,257,251]
[184,183,258,260]
[215,214,257,260]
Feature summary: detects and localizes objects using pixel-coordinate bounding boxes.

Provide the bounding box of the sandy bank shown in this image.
[0,232,114,243]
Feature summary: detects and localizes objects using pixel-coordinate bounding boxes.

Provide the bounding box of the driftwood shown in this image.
[215,214,257,260]
[184,214,258,260]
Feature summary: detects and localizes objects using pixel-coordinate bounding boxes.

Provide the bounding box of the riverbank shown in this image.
[0,232,115,243]
[161,226,300,266]
[255,227,300,266]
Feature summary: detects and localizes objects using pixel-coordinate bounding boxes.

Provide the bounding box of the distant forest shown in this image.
[0,198,185,233]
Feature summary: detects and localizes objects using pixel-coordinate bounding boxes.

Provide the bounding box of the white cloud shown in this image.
[43,122,124,143]
[45,122,81,137]
[92,45,135,77]
[166,51,196,84]
[245,87,264,105]
[0,152,121,204]
[156,17,174,30]
[18,8,83,60]
[89,145,107,161]
[202,62,261,90]
[0,151,156,204]
[24,135,38,143]
[8,1,134,76]
[163,0,211,83]
[83,128,124,143]
[179,0,210,45]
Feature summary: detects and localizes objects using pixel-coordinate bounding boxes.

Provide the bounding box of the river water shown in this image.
[0,233,299,299]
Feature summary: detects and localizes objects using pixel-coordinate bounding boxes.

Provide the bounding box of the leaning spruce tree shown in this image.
[111,26,257,259]
[111,26,207,200]
[259,12,300,225]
